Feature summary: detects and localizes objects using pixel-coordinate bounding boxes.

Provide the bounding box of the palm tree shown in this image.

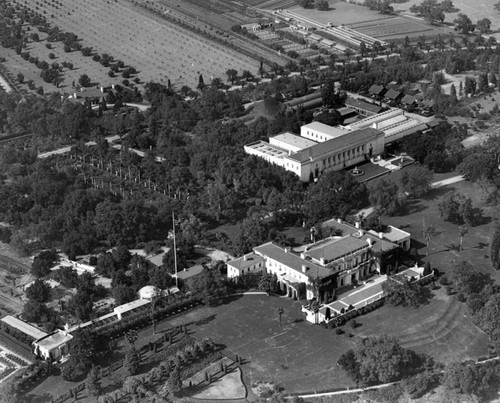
[422,224,436,256]
[459,226,468,252]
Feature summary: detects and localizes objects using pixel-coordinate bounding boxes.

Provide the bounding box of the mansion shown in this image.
[244,107,426,181]
[227,219,410,303]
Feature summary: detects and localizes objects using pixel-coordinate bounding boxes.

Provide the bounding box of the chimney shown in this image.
[367,238,372,247]
[355,221,360,229]
[372,122,378,129]
[337,218,342,223]
[302,265,307,273]
[320,257,325,266]
[379,232,384,239]
[358,229,364,236]
[243,255,248,261]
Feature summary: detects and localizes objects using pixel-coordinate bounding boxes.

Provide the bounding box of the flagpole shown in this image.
[172,211,178,288]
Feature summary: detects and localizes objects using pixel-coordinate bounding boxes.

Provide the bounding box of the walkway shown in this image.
[431,175,465,189]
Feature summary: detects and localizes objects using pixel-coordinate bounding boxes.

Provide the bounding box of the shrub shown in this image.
[439,276,448,285]
[456,293,466,302]
[335,328,344,335]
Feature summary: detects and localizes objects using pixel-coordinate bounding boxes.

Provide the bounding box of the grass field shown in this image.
[288,1,390,26]
[392,0,500,35]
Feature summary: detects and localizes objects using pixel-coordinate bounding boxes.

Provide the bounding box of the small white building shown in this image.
[33,330,73,362]
[300,121,349,143]
[113,299,150,320]
[138,285,161,300]
[227,253,265,279]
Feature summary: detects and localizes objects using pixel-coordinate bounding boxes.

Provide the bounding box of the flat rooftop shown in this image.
[174,264,205,280]
[36,330,72,350]
[114,298,150,315]
[1,316,48,340]
[304,235,369,263]
[302,121,350,139]
[378,225,411,243]
[228,253,265,271]
[245,141,288,158]
[271,132,317,150]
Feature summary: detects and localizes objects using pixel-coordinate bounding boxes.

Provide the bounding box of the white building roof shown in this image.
[270,132,317,151]
[346,108,402,130]
[114,299,150,316]
[1,316,48,340]
[228,253,265,271]
[244,141,288,158]
[138,285,161,300]
[302,121,349,139]
[35,330,72,350]
[374,225,411,243]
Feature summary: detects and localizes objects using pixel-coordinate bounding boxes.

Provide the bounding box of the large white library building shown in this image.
[244,108,426,181]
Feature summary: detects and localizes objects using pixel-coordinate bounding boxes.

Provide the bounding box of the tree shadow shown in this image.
[471,210,491,227]
[474,242,489,250]
[442,243,460,253]
[26,392,52,403]
[403,199,427,215]
[422,186,452,201]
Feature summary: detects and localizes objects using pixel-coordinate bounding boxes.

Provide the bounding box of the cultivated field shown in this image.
[351,16,451,41]
[15,0,260,89]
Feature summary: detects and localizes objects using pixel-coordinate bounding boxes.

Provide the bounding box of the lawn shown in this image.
[354,287,490,364]
[382,179,498,282]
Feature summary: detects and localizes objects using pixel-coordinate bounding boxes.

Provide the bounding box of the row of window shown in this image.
[320,144,367,168]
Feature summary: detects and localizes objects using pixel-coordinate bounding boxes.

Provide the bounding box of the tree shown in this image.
[78,74,91,88]
[321,79,347,108]
[400,165,433,197]
[491,225,500,270]
[31,249,58,278]
[190,266,227,305]
[85,366,102,398]
[17,73,24,83]
[422,224,436,256]
[338,335,432,385]
[459,226,468,252]
[368,179,404,216]
[68,328,97,371]
[25,279,51,303]
[297,0,314,8]
[454,14,475,35]
[382,277,429,307]
[124,346,141,376]
[258,273,279,293]
[476,18,491,34]
[22,300,54,324]
[226,69,238,85]
[304,171,368,224]
[443,362,491,396]
[452,261,489,297]
[197,74,205,91]
[168,366,183,395]
[316,0,329,10]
